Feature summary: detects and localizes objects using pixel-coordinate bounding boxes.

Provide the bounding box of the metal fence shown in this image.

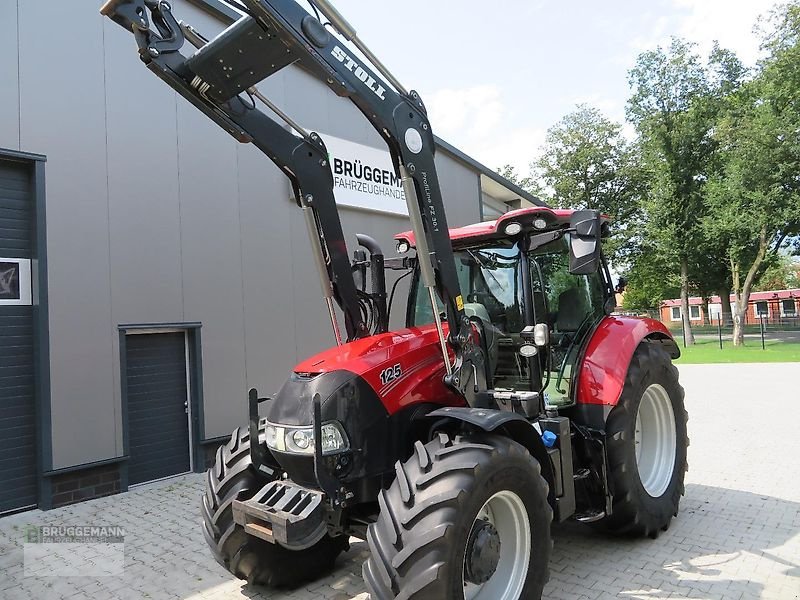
[667,315,799,349]
[613,310,799,349]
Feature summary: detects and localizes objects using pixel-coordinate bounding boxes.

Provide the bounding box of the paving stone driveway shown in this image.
[1,363,799,599]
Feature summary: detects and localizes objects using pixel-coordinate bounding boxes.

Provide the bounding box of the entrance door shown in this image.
[125,331,191,485]
[0,157,37,514]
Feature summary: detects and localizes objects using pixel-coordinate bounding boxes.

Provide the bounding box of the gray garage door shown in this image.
[0,158,37,514]
[126,332,191,485]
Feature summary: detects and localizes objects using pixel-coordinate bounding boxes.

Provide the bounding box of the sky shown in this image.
[330,0,782,175]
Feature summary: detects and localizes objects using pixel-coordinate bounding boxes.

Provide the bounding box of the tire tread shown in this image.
[201,425,347,587]
[599,342,688,537]
[364,433,552,599]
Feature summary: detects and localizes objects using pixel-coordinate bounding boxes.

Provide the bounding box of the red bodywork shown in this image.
[395,206,578,247]
[294,324,464,415]
[294,315,674,415]
[577,316,676,406]
[293,207,674,416]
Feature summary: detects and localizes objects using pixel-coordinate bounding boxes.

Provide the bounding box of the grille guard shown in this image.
[248,387,345,506]
[232,480,328,550]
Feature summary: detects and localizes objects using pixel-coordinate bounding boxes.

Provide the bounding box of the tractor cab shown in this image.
[398,206,613,411]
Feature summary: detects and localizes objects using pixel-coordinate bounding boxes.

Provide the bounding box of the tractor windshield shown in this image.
[409,242,533,390]
[410,243,524,335]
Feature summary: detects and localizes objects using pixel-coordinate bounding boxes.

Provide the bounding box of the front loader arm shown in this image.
[237,0,484,394]
[102,0,485,398]
[102,0,368,342]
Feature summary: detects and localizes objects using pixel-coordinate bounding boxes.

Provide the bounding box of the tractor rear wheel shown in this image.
[599,342,688,537]
[363,433,552,600]
[201,426,348,586]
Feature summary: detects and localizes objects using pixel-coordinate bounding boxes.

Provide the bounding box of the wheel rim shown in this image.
[463,490,530,600]
[634,383,677,497]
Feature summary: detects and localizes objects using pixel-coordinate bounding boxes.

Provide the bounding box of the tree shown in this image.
[532,106,644,263]
[791,263,800,289]
[627,39,742,344]
[689,228,734,325]
[754,254,800,291]
[704,3,800,345]
[621,244,681,313]
[694,44,749,326]
[496,164,537,195]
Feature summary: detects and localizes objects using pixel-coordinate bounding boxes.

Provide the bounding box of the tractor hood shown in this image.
[294,324,451,376]
[276,324,459,420]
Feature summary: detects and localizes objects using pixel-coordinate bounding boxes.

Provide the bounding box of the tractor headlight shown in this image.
[291,429,313,451]
[265,421,349,455]
[503,221,522,236]
[265,424,280,450]
[320,422,349,454]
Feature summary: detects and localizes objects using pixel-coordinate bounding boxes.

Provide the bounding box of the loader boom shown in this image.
[102,0,371,342]
[101,0,485,396]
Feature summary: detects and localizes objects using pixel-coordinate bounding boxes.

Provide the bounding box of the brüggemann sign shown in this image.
[316,133,408,215]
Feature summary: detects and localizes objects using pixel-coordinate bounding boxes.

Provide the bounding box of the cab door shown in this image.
[528,237,609,408]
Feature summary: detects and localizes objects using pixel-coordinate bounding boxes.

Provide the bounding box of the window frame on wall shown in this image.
[781,298,796,317]
[670,306,681,321]
[754,301,769,318]
[708,303,722,322]
[689,305,701,321]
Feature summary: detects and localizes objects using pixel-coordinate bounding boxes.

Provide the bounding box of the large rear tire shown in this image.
[363,433,552,600]
[201,426,348,586]
[599,342,688,537]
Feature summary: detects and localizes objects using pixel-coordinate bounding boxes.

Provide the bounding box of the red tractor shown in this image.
[104,1,687,598]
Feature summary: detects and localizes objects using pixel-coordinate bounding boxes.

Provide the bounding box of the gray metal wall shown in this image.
[0,0,481,469]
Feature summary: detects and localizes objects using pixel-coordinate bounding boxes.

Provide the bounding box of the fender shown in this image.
[577,316,680,407]
[426,406,555,503]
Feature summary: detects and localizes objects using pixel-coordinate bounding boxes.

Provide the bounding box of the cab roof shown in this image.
[395,206,580,248]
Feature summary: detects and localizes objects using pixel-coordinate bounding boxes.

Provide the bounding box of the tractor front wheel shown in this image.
[600,342,688,537]
[363,433,552,600]
[201,426,348,586]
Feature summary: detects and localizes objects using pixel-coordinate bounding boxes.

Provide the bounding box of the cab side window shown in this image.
[530,237,605,330]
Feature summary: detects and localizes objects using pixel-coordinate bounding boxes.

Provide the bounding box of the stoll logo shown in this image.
[331,45,387,100]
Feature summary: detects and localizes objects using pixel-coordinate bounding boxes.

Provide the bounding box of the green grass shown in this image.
[674,338,800,364]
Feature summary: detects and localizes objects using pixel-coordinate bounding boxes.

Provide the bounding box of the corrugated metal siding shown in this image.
[0,159,36,513]
[126,332,190,485]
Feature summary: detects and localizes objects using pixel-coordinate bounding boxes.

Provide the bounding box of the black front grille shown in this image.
[269,451,318,488]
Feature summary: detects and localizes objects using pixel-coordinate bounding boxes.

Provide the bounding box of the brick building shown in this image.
[660,289,800,326]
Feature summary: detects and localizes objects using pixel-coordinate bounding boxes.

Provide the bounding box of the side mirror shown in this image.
[568,210,602,275]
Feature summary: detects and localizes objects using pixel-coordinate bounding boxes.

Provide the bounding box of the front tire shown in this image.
[600,342,688,537]
[201,426,348,586]
[363,433,552,600]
